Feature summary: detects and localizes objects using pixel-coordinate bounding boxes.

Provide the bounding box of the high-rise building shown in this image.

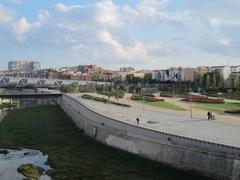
[8,61,40,72]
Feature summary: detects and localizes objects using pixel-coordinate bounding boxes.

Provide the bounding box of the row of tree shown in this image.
[194,71,240,91]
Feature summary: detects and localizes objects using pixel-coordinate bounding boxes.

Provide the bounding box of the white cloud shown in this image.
[1,0,240,68]
[218,38,231,46]
[12,17,41,41]
[98,30,148,60]
[54,3,83,13]
[38,10,50,22]
[209,18,221,26]
[137,0,167,17]
[209,17,240,26]
[0,4,14,23]
[94,0,123,27]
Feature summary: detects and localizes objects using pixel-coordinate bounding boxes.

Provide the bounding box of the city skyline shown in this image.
[0,0,240,69]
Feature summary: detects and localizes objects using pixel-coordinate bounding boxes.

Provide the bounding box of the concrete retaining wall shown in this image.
[60,94,240,180]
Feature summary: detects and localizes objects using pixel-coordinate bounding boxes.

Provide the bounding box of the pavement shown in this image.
[71,93,240,148]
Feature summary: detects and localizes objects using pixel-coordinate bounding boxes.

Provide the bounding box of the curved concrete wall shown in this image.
[60,94,240,180]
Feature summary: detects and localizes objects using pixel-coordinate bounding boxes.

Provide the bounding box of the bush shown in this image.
[131,95,164,102]
[160,92,187,98]
[183,95,225,104]
[145,98,164,102]
[0,103,17,109]
[144,94,155,97]
[81,94,131,107]
[131,95,145,101]
[224,109,240,114]
[160,92,173,97]
[18,164,44,179]
[97,91,125,98]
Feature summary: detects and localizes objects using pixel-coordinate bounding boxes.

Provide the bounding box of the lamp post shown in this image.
[189,92,193,119]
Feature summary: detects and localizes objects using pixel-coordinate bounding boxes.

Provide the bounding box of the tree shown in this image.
[237,76,240,90]
[60,84,79,93]
[144,73,152,84]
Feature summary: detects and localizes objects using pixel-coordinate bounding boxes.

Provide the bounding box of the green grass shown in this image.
[193,102,240,113]
[0,106,212,180]
[145,101,186,111]
[0,88,5,95]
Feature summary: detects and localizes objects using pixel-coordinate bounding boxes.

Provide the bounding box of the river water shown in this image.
[0,109,8,122]
[0,149,52,180]
[0,94,56,180]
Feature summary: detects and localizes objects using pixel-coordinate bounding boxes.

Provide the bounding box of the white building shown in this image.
[151,70,169,81]
[152,67,197,82]
[230,65,240,73]
[8,61,40,72]
[209,65,230,80]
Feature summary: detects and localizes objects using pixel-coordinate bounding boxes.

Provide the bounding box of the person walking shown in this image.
[136,117,140,125]
[207,111,211,119]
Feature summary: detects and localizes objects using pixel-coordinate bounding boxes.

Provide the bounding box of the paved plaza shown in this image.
[72,94,240,148]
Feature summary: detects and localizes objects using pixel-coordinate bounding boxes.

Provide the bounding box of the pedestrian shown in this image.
[136,117,140,125]
[207,111,211,120]
[211,112,215,120]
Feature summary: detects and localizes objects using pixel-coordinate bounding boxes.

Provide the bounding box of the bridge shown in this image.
[0,76,109,88]
[0,93,62,99]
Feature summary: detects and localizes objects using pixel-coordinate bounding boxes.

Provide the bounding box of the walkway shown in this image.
[72,93,240,148]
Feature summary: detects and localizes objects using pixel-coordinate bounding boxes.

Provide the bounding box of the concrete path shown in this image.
[72,93,240,148]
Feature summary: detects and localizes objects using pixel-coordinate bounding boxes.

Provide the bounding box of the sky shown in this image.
[0,0,240,70]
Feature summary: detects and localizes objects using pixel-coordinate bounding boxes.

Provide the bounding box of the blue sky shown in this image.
[0,0,240,70]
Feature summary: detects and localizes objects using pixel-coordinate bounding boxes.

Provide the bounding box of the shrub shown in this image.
[224,109,240,114]
[183,95,225,104]
[81,94,131,107]
[145,98,165,102]
[131,95,144,101]
[131,95,164,102]
[143,94,155,97]
[18,164,44,180]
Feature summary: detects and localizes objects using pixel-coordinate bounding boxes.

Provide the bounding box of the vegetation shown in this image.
[224,109,240,114]
[0,88,5,95]
[183,95,225,104]
[0,103,17,109]
[206,91,240,100]
[131,95,164,102]
[145,101,186,111]
[59,84,79,93]
[193,102,240,114]
[59,83,127,99]
[82,94,131,107]
[160,91,187,98]
[131,95,150,101]
[18,164,44,180]
[0,106,211,180]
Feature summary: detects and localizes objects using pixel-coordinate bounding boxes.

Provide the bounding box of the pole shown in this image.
[189,93,193,119]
